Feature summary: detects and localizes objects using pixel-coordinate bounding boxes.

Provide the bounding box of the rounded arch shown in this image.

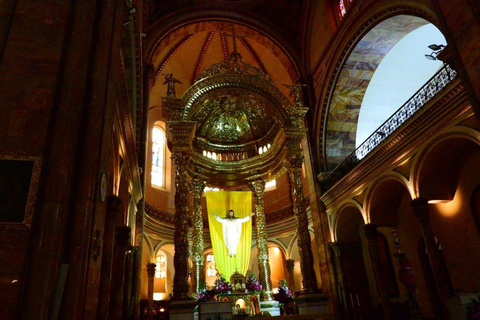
[415,132,480,201]
[333,201,366,242]
[146,13,302,81]
[366,175,413,226]
[312,4,440,169]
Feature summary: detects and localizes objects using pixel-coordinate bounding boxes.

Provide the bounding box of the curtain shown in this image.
[206,191,252,279]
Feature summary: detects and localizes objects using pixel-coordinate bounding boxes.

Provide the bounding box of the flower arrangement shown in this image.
[245,273,262,292]
[274,279,293,304]
[214,274,231,293]
[397,256,417,295]
[196,282,215,302]
[467,295,480,320]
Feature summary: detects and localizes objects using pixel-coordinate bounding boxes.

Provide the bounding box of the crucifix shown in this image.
[223,30,245,56]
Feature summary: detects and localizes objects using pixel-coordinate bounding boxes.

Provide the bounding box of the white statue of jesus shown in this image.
[214,210,254,257]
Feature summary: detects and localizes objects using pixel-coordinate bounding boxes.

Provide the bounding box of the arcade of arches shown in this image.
[1,1,480,320]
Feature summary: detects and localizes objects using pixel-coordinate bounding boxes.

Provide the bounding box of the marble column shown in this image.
[250,180,273,301]
[146,263,156,320]
[108,226,131,319]
[97,195,122,320]
[411,198,452,304]
[191,180,206,293]
[172,152,191,299]
[285,259,296,298]
[286,156,318,293]
[364,224,393,320]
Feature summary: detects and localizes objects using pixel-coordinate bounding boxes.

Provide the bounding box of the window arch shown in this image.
[206,253,217,277]
[151,126,166,189]
[155,254,166,279]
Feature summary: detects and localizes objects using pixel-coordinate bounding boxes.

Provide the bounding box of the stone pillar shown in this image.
[285,259,296,298]
[172,152,192,300]
[250,180,273,301]
[286,156,318,293]
[97,195,122,320]
[146,263,156,320]
[330,243,347,313]
[122,248,135,320]
[21,1,124,318]
[108,226,131,319]
[363,224,393,320]
[411,198,452,307]
[191,179,206,293]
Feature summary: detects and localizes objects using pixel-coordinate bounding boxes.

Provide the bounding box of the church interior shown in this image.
[1,0,480,319]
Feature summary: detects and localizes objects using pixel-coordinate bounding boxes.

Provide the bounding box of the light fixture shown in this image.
[428,44,445,51]
[425,44,445,61]
[424,52,438,61]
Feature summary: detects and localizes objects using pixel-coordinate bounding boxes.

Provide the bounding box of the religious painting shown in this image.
[0,156,41,230]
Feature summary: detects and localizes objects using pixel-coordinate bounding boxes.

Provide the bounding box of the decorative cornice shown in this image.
[116,53,143,202]
[145,202,175,225]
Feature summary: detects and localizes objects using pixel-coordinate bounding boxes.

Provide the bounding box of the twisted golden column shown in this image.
[286,155,318,293]
[190,180,206,293]
[250,180,273,301]
[172,152,191,299]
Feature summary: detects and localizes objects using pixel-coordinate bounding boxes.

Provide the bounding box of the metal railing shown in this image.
[320,64,458,190]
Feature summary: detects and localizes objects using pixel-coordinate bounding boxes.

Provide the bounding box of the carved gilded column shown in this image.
[285,259,296,298]
[411,198,452,306]
[250,180,273,301]
[172,152,191,299]
[191,180,206,293]
[364,224,393,320]
[146,263,156,320]
[286,155,318,293]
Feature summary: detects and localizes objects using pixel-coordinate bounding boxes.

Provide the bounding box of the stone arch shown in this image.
[313,4,440,169]
[366,175,413,226]
[334,202,365,243]
[415,132,480,201]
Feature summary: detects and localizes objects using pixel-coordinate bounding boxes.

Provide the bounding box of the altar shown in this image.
[216,292,261,316]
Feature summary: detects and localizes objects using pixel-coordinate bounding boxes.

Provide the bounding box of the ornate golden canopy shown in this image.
[163,52,308,187]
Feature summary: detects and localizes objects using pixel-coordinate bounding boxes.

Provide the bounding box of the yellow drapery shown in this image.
[206,191,252,279]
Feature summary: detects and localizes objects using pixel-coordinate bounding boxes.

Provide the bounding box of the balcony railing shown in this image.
[320,64,458,191]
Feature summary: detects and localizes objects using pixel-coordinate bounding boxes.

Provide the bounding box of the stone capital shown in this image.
[146,263,156,278]
[411,197,430,222]
[286,259,295,272]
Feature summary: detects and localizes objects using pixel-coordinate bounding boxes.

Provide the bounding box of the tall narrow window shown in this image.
[339,0,347,17]
[206,254,217,277]
[152,126,166,188]
[155,254,166,279]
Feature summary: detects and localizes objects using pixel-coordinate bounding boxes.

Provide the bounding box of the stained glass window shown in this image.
[339,0,347,17]
[151,126,166,188]
[206,254,217,277]
[155,254,166,279]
